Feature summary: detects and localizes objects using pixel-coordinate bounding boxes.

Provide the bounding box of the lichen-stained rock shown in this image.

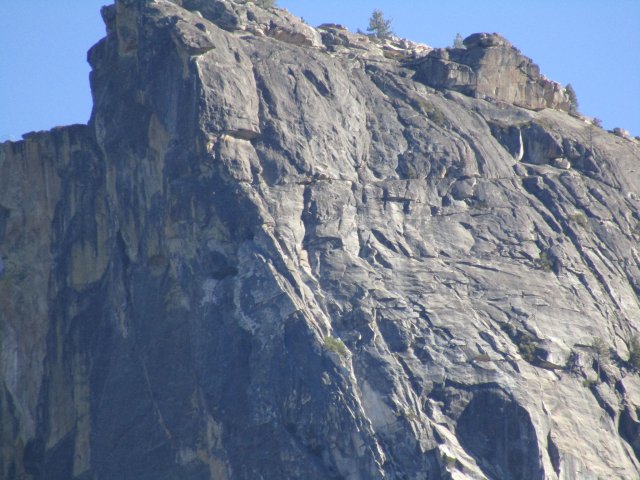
[1,1,640,479]
[412,33,572,111]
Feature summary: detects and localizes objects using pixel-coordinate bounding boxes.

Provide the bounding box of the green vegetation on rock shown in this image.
[536,252,554,272]
[324,336,349,357]
[565,83,579,113]
[367,9,393,39]
[453,33,465,49]
[570,212,588,227]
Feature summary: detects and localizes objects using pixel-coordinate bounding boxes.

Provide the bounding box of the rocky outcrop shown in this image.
[412,33,572,111]
[1,1,639,479]
[180,0,322,47]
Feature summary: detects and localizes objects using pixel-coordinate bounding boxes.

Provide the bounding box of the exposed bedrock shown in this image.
[1,1,639,479]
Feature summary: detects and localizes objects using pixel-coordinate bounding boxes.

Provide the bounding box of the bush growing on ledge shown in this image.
[628,335,640,371]
[396,408,418,420]
[570,212,588,227]
[415,98,446,127]
[499,322,540,364]
[564,349,580,373]
[612,127,631,140]
[428,108,446,127]
[517,334,538,363]
[324,336,349,357]
[591,336,609,379]
[535,252,553,272]
[441,452,463,470]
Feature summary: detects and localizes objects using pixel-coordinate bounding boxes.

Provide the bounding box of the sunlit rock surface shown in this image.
[1,1,639,478]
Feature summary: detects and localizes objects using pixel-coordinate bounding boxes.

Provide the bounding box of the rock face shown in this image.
[1,1,639,479]
[413,33,571,111]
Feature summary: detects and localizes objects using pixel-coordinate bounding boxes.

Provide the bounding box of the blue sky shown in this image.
[1,0,638,140]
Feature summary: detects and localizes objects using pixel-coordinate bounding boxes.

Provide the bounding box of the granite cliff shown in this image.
[1,1,640,479]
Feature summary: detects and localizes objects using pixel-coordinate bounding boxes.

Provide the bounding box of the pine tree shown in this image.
[565,83,579,113]
[367,9,393,39]
[453,33,465,49]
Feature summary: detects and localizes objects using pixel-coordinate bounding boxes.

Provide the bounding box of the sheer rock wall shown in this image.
[1,1,639,479]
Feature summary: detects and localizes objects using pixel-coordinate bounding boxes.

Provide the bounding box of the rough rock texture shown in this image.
[412,33,571,111]
[1,1,640,479]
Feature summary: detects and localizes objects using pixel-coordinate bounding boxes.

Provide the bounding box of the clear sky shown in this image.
[1,0,638,141]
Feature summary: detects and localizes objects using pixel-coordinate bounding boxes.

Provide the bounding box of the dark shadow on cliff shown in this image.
[456,388,544,480]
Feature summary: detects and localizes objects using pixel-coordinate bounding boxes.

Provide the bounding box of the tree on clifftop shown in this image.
[453,33,465,49]
[565,83,579,113]
[367,9,393,39]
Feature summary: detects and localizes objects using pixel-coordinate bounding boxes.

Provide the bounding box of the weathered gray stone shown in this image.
[1,1,639,479]
[412,33,572,111]
[181,0,322,47]
[552,157,571,169]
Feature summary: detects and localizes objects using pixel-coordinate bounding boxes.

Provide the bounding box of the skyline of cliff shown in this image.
[1,0,639,141]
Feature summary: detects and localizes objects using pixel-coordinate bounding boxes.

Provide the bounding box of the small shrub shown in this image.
[396,408,417,420]
[591,336,609,379]
[591,336,609,360]
[441,453,463,470]
[582,379,598,388]
[516,331,538,362]
[415,98,446,127]
[628,335,640,371]
[612,127,630,139]
[402,163,419,179]
[518,338,537,362]
[535,252,553,272]
[564,349,579,373]
[443,453,456,465]
[570,212,588,227]
[324,336,349,357]
[428,108,446,127]
[592,117,603,128]
[500,323,539,363]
